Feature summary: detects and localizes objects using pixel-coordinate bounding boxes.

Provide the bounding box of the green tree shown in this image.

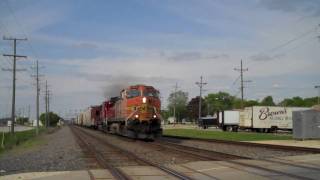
[244,100,260,107]
[279,96,318,107]
[40,112,60,127]
[260,96,275,106]
[205,92,234,111]
[167,90,188,122]
[160,109,170,122]
[16,117,29,125]
[187,96,206,122]
[303,97,318,107]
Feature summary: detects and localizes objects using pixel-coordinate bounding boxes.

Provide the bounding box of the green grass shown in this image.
[0,128,46,154]
[163,129,292,141]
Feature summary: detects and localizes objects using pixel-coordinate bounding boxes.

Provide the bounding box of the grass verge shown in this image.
[0,128,46,154]
[163,129,292,141]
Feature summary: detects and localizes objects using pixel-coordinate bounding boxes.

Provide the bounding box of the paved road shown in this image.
[0,125,34,132]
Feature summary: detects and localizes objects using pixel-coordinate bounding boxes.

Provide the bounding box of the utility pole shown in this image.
[32,61,41,134]
[31,61,43,131]
[234,60,251,109]
[28,105,30,120]
[196,76,207,124]
[3,37,27,134]
[45,80,48,128]
[173,82,178,124]
[315,86,320,105]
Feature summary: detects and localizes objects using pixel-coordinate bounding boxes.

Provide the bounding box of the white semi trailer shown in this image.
[239,106,309,132]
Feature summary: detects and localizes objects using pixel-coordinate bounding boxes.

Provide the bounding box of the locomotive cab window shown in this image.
[143,90,159,98]
[127,89,141,98]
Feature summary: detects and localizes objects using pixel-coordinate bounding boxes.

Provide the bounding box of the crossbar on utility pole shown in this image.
[196,76,207,124]
[2,37,27,134]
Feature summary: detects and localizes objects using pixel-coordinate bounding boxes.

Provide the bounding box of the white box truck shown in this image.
[219,110,240,131]
[239,106,309,132]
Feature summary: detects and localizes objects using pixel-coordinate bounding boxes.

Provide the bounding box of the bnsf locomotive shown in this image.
[75,84,162,139]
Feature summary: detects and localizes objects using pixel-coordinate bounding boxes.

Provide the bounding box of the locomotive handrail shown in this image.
[153,107,164,122]
[125,109,138,125]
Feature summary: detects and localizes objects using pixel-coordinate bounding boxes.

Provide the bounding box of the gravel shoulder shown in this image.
[160,137,312,159]
[0,126,87,176]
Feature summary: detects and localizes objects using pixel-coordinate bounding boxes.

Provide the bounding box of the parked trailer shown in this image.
[239,106,310,132]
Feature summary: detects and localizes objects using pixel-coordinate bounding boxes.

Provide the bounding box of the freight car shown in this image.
[82,105,102,129]
[239,106,310,132]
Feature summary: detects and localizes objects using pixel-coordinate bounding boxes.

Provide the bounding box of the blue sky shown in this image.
[0,0,319,119]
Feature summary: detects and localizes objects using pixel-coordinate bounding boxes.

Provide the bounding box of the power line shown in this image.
[247,24,319,66]
[4,0,40,60]
[2,36,27,134]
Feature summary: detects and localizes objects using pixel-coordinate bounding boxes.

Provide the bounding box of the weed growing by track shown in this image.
[0,128,47,154]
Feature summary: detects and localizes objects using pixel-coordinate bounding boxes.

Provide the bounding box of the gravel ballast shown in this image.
[0,126,87,176]
[160,137,312,159]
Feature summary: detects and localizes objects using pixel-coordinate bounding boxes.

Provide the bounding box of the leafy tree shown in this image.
[260,96,275,106]
[303,97,318,107]
[187,96,206,122]
[244,100,260,107]
[279,96,318,107]
[205,92,234,111]
[16,117,29,125]
[167,90,188,122]
[160,109,170,122]
[40,112,61,127]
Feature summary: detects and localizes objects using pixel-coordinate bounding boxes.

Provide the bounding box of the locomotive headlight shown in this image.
[153,114,157,118]
[142,97,147,103]
[135,114,139,118]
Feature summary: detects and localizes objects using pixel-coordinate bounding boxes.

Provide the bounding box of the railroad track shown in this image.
[71,127,133,179]
[72,126,193,180]
[73,127,320,179]
[160,136,320,179]
[162,135,320,153]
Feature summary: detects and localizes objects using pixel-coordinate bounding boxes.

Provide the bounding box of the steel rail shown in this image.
[161,136,319,180]
[162,135,320,153]
[75,126,193,180]
[71,127,131,180]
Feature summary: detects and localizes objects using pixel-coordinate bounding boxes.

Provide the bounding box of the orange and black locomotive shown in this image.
[77,84,162,139]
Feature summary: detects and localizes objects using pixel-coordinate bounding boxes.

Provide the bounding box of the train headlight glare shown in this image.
[135,114,139,118]
[153,114,157,118]
[142,97,147,103]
